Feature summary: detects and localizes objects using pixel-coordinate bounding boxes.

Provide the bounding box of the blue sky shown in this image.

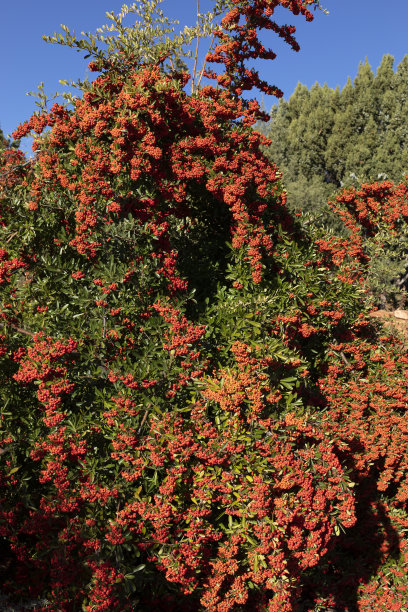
[2,0,408,155]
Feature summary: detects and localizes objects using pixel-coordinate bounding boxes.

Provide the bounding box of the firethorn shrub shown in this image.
[316,179,408,308]
[1,1,408,611]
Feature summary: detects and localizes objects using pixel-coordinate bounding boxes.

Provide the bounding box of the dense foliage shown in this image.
[259,54,408,306]
[260,54,408,217]
[0,128,24,198]
[1,2,408,611]
[317,179,408,308]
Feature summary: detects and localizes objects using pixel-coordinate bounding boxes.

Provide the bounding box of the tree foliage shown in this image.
[260,54,408,307]
[261,54,408,219]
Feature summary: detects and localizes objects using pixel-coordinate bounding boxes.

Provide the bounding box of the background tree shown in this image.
[261,54,408,226]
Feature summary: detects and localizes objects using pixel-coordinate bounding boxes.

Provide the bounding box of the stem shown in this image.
[196,31,217,91]
[398,270,408,287]
[191,0,200,94]
[340,351,350,366]
[4,322,36,338]
[138,405,151,434]
[0,160,32,181]
[6,231,18,244]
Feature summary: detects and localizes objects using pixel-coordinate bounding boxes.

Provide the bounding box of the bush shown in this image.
[317,179,408,308]
[1,2,408,611]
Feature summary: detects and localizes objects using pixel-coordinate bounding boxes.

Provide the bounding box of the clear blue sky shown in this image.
[2,0,408,155]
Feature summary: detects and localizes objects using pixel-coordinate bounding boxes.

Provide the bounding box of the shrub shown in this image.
[317,179,408,308]
[1,2,408,611]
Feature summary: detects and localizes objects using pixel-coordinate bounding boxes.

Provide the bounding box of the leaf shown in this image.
[334,524,341,536]
[7,467,20,475]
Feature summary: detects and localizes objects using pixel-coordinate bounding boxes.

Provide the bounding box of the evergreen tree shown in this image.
[262,54,408,224]
[262,82,340,226]
[373,54,395,132]
[324,77,354,188]
[345,115,379,183]
[300,83,337,179]
[340,60,376,185]
[374,56,408,180]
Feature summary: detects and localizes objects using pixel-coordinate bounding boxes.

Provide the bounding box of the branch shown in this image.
[0,445,14,457]
[191,0,200,94]
[196,31,217,91]
[3,321,36,338]
[340,351,350,366]
[0,160,32,182]
[398,270,408,287]
[137,404,151,434]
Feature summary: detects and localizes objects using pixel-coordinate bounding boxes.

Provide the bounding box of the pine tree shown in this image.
[263,54,408,220]
[323,78,354,187]
[384,56,408,178]
[373,54,395,130]
[300,83,337,179]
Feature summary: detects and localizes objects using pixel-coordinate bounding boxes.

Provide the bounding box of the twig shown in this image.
[5,322,36,338]
[398,270,408,287]
[137,405,151,434]
[197,31,217,90]
[0,160,32,181]
[6,231,18,244]
[340,351,350,366]
[191,0,200,94]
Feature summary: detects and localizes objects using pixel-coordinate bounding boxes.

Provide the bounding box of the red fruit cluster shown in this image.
[206,0,314,107]
[316,180,408,283]
[12,65,281,285]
